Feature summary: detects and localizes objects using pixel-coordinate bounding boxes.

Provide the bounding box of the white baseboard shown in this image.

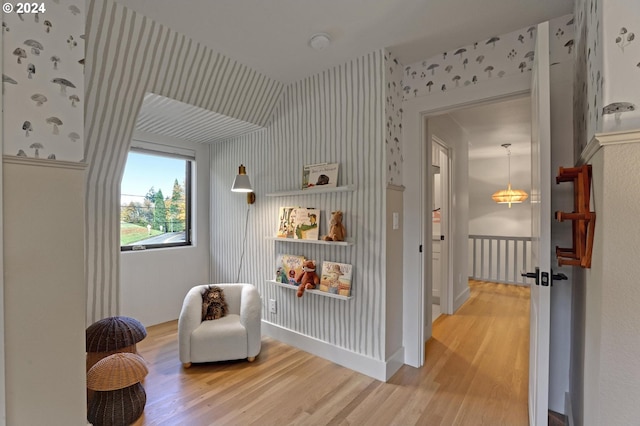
[262,320,403,382]
[565,392,574,426]
[454,287,470,312]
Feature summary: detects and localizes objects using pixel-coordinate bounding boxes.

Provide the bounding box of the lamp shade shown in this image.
[231,164,253,192]
[492,144,528,208]
[492,183,529,207]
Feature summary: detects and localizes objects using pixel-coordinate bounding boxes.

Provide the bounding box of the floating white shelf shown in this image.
[265,184,356,197]
[265,236,354,246]
[265,280,352,300]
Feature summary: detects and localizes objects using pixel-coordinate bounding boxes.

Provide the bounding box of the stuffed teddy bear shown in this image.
[201,285,228,321]
[296,260,320,297]
[322,210,346,242]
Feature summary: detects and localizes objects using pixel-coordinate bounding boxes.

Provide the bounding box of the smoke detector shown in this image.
[309,33,331,50]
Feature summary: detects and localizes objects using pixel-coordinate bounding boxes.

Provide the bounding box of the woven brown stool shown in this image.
[86,316,147,371]
[87,352,148,426]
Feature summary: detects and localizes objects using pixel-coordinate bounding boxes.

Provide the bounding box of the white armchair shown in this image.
[178,283,261,368]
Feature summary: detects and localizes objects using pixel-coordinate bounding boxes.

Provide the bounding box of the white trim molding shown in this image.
[262,321,403,382]
[579,130,640,165]
[3,156,88,170]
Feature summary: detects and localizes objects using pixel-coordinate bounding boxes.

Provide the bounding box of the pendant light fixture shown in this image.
[491,143,528,208]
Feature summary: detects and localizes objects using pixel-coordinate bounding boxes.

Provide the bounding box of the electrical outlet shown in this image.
[269,299,277,314]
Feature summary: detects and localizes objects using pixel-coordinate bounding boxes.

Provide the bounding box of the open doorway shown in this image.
[402,72,532,368]
[402,26,574,420]
[451,96,534,286]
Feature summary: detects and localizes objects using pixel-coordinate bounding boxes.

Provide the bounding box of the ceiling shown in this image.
[449,96,532,159]
[121,1,559,148]
[114,0,572,84]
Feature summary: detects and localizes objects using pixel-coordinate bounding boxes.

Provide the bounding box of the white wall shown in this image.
[0,30,6,424]
[210,51,394,380]
[385,186,404,362]
[3,159,87,425]
[468,153,532,237]
[120,131,210,327]
[582,136,640,426]
[571,1,640,422]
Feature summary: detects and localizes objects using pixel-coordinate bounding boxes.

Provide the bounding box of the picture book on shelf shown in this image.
[276,206,320,240]
[319,261,353,297]
[281,254,306,285]
[302,163,339,190]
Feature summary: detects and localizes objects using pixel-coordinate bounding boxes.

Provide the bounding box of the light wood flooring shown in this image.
[132,280,530,425]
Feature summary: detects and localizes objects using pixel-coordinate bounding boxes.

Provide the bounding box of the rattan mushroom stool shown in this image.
[86,316,147,371]
[87,352,148,426]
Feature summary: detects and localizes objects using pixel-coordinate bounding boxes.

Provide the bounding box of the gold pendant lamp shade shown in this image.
[491,144,528,208]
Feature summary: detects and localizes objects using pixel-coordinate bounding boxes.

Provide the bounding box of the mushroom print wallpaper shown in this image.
[574,0,603,154]
[400,14,575,102]
[385,50,403,186]
[574,0,640,154]
[599,1,640,134]
[2,0,84,162]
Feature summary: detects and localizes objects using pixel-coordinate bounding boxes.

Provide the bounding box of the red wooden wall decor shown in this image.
[555,165,595,268]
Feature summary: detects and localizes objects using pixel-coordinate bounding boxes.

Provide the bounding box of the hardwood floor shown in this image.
[132,280,530,425]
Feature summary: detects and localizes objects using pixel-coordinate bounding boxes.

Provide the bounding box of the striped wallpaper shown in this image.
[84,0,283,323]
[135,93,265,144]
[211,50,388,360]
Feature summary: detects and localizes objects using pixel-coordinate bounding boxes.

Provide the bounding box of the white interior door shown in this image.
[433,139,451,314]
[526,21,551,426]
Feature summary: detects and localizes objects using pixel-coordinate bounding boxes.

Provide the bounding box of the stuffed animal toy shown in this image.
[201,285,228,321]
[316,174,330,185]
[296,260,320,297]
[322,210,346,242]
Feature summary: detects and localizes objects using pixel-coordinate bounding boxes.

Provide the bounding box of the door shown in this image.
[526,21,551,426]
[432,138,451,314]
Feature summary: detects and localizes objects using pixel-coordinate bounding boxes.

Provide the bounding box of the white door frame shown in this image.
[527,21,552,425]
[402,74,531,367]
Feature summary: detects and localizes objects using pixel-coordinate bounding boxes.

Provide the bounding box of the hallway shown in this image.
[420,279,530,424]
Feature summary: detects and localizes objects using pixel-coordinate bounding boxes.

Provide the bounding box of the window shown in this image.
[120,146,193,251]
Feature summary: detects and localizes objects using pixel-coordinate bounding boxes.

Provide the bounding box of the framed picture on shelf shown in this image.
[319,261,353,297]
[302,163,339,190]
[277,206,320,240]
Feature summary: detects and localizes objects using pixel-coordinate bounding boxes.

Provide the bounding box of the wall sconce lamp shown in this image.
[231,164,256,204]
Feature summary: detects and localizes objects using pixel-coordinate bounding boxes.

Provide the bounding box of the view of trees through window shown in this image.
[120,149,191,249]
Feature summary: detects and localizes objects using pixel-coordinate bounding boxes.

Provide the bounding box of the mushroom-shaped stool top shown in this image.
[86,316,147,353]
[87,353,148,391]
